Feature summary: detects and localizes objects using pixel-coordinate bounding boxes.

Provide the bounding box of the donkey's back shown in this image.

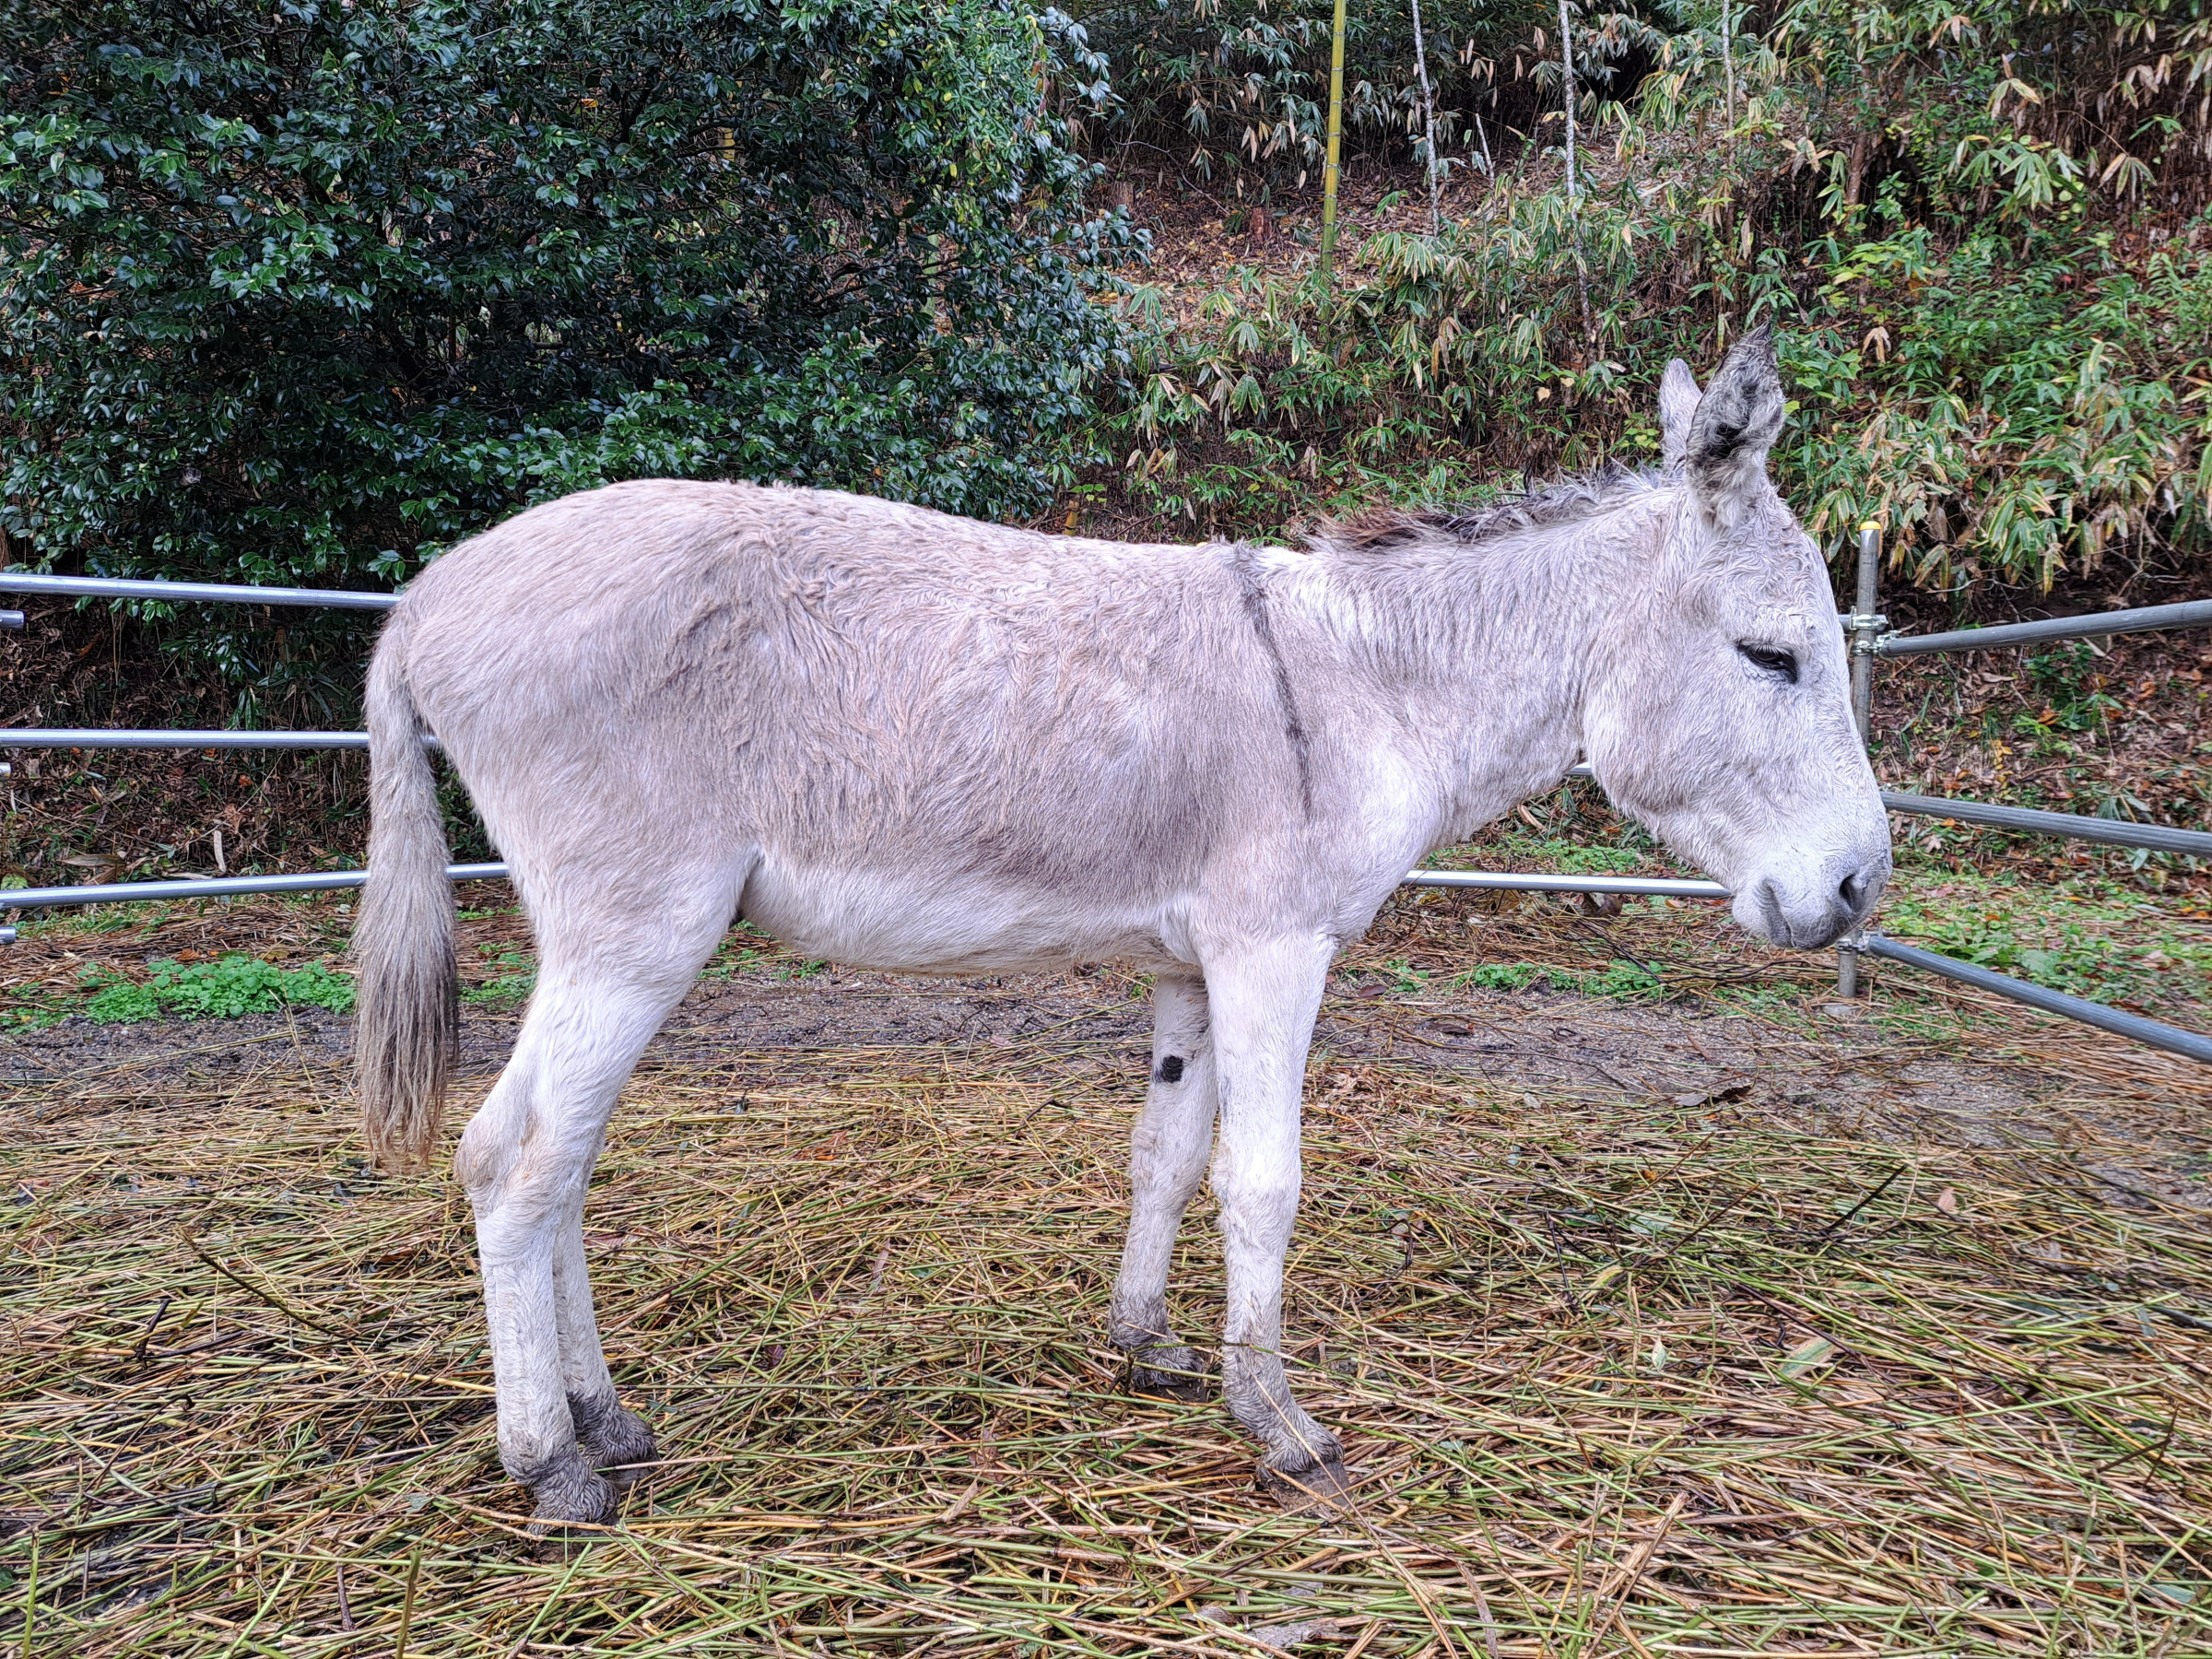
[381,481,1336,982]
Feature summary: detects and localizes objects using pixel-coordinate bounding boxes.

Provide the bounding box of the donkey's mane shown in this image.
[1322,462,1669,554]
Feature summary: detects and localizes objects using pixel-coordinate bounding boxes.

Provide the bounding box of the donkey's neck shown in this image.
[1295,494,1666,845]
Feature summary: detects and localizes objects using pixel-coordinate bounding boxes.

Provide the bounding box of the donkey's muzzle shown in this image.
[1744,851,1889,950]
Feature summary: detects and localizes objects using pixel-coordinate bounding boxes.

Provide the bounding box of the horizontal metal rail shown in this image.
[1,728,442,753]
[1853,931,2212,1065]
[0,858,1711,946]
[3,860,1712,917]
[1882,791,2212,857]
[3,731,1576,762]
[1876,597,2212,657]
[0,571,398,610]
[10,573,2201,657]
[1404,870,1731,899]
[9,869,2203,1069]
[1,863,508,913]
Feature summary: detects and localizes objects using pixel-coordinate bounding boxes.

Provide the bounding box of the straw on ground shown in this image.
[3,1030,2207,1656]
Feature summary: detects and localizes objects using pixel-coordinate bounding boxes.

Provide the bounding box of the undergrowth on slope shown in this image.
[1079,1,2212,597]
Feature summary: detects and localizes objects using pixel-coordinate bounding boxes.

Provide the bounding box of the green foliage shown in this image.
[83,954,359,1022]
[1460,961,1539,991]
[1510,839,1643,875]
[1068,0,1642,187]
[2,0,1132,685]
[2022,644,2121,735]
[1088,0,2212,593]
[1377,956,1430,992]
[463,947,538,1009]
[1883,879,2211,1012]
[1456,958,1663,997]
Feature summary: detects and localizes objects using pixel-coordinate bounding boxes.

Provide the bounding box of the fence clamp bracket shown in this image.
[1843,611,1888,656]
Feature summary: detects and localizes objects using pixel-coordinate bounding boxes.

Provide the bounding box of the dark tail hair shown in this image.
[353,615,458,1172]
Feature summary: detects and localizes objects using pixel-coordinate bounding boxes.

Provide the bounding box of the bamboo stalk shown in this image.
[1410,0,1442,233]
[1319,0,1351,289]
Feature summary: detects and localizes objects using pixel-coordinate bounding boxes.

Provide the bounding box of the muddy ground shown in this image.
[7,951,2203,1210]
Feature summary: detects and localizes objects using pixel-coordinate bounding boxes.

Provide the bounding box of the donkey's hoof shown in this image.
[1258,1453,1353,1511]
[525,1465,615,1538]
[582,1406,658,1483]
[1128,1345,1216,1401]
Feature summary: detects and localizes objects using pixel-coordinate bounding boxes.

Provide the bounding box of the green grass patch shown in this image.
[1881,874,2212,1015]
[1505,839,1646,877]
[462,947,538,1009]
[1454,959,1665,1000]
[82,955,357,1023]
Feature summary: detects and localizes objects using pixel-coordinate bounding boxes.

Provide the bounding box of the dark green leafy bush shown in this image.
[2,0,1131,612]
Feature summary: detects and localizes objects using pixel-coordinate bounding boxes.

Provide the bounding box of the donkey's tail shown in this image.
[354,612,458,1173]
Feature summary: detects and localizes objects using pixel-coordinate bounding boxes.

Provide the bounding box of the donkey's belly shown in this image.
[737,856,1194,975]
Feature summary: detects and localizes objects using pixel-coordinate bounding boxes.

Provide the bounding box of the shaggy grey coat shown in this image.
[356,328,1888,1525]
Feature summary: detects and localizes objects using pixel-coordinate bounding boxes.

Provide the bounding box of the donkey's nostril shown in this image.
[1837,859,1881,916]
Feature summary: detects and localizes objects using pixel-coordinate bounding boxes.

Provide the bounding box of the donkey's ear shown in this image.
[1657,359,1701,466]
[1684,324,1786,526]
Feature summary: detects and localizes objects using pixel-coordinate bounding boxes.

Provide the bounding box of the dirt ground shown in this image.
[6,956,2212,1657]
[6,920,2203,1211]
[6,877,2212,1659]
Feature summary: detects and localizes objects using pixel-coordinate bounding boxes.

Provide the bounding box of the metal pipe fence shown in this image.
[1877,792,2212,858]
[1402,871,1729,899]
[4,728,435,752]
[3,560,2207,1066]
[0,571,397,610]
[1851,931,2212,1065]
[5,864,507,912]
[0,865,510,946]
[1875,597,2212,658]
[1831,525,2208,1053]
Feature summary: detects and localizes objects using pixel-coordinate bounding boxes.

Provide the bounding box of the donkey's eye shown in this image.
[1737,643,1800,684]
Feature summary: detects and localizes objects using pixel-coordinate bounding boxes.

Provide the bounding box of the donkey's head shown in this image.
[1583,327,1889,948]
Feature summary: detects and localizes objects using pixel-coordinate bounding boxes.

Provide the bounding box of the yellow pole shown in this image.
[1318,0,1349,288]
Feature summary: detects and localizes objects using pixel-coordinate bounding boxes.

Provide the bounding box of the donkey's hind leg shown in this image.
[455,888,732,1530]
[1109,971,1218,1399]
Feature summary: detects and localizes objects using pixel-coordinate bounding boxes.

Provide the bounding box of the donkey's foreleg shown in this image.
[1204,936,1345,1500]
[1109,971,1218,1398]
[551,1200,656,1480]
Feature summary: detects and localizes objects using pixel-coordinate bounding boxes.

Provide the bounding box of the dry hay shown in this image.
[4,1034,2210,1658]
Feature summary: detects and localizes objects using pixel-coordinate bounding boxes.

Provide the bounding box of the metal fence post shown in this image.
[1839,521,1885,996]
[1847,521,1883,742]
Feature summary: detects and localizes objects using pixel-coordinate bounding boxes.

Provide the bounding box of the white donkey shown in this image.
[357,328,1888,1527]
